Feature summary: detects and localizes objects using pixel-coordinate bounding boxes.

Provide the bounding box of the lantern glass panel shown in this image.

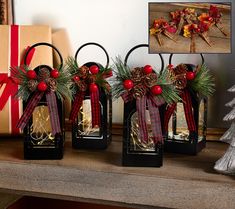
[30,104,55,146]
[198,100,206,141]
[169,103,190,141]
[129,110,155,152]
[77,99,102,138]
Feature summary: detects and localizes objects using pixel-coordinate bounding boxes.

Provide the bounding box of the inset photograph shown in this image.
[149,2,231,53]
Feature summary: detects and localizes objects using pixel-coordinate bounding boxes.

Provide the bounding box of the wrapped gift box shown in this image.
[0,25,53,135]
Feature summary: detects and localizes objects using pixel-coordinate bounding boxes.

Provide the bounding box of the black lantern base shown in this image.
[164,133,206,155]
[72,135,112,150]
[122,145,163,167]
[24,134,64,160]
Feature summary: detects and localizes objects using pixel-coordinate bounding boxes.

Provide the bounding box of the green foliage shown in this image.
[112,57,181,104]
[66,57,112,96]
[158,69,181,104]
[112,57,130,99]
[188,63,215,97]
[55,65,73,100]
[11,64,72,101]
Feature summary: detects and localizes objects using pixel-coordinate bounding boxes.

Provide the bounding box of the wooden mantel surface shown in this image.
[0,135,234,209]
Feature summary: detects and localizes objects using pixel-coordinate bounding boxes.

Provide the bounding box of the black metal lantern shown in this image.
[71,42,112,149]
[22,43,65,160]
[162,54,207,155]
[122,44,164,167]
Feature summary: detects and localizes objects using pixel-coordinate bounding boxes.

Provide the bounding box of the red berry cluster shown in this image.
[122,65,162,96]
[26,68,60,92]
[73,65,100,93]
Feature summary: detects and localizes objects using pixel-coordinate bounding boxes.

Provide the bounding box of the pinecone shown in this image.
[46,78,57,91]
[131,67,145,84]
[80,66,89,79]
[38,67,50,81]
[27,79,38,92]
[133,83,147,99]
[172,64,188,89]
[144,73,158,87]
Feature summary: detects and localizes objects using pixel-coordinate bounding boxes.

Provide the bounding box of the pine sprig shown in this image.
[10,64,72,101]
[66,56,79,76]
[55,65,73,100]
[66,57,112,96]
[157,69,181,104]
[188,63,215,96]
[112,56,131,80]
[112,57,130,99]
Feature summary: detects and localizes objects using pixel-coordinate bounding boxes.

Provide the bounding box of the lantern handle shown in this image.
[169,53,205,66]
[75,42,109,68]
[24,42,63,70]
[124,44,164,72]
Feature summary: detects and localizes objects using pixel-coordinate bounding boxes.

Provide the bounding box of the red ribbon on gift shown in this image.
[122,92,165,144]
[164,89,196,134]
[0,25,35,134]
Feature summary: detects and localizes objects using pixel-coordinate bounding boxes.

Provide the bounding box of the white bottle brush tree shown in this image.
[214,84,235,174]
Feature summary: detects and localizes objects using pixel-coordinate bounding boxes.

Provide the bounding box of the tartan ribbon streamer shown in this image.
[46,91,61,135]
[122,92,164,144]
[69,91,86,122]
[69,89,101,128]
[17,90,61,135]
[90,87,100,127]
[17,91,44,130]
[164,88,196,133]
[136,96,148,142]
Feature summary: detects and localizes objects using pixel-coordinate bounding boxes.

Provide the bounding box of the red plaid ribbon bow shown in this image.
[122,92,165,144]
[70,70,112,128]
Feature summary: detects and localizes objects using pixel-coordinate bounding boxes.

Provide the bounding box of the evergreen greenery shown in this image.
[112,57,181,104]
[188,63,215,96]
